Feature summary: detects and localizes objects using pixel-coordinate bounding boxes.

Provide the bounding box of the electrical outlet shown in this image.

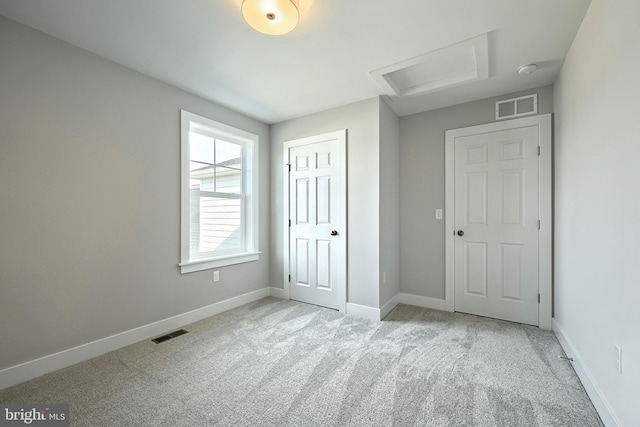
[615,345,623,374]
[213,270,220,283]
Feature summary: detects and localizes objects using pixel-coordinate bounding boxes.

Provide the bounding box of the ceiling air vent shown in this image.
[496,94,538,120]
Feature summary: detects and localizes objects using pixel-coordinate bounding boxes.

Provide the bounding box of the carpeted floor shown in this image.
[0,297,603,426]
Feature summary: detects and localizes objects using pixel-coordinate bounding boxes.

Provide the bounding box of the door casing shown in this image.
[445,114,552,329]
[283,130,347,312]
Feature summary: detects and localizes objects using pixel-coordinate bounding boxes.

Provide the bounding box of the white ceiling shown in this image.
[0,0,591,124]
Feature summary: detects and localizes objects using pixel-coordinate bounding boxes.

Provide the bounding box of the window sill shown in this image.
[178,252,261,274]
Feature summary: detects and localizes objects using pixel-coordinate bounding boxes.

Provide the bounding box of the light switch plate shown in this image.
[435,209,443,220]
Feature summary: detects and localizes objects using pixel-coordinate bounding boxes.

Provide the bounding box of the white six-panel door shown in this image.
[284,130,346,311]
[453,126,540,325]
[445,115,552,327]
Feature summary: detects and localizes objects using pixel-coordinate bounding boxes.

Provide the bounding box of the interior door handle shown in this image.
[331,230,339,236]
[457,230,464,236]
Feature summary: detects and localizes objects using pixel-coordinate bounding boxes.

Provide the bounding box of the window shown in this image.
[179,110,259,273]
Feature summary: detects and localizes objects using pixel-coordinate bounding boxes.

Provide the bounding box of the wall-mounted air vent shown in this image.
[152,329,188,344]
[496,94,538,120]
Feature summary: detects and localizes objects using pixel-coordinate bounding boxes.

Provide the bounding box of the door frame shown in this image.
[282,129,347,312]
[444,114,552,329]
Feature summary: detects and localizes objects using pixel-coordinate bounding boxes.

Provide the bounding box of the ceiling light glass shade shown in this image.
[242,0,299,35]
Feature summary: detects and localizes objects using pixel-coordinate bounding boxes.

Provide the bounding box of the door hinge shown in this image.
[537,219,541,230]
[288,219,291,227]
[538,293,541,304]
[288,274,291,282]
[537,146,541,156]
[287,163,291,172]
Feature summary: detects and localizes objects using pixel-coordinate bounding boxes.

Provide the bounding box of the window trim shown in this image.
[179,110,260,274]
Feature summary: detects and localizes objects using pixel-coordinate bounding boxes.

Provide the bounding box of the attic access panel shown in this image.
[370,34,489,98]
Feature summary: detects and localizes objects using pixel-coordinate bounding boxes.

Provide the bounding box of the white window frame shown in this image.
[179,110,260,274]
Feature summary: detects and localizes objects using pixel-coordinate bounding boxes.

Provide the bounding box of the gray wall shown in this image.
[399,85,554,300]
[0,17,270,370]
[270,98,381,308]
[379,100,400,307]
[554,0,640,424]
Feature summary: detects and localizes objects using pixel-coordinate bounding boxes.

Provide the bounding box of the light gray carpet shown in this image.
[0,298,602,426]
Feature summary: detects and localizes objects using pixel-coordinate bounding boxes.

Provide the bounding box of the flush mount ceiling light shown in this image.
[242,0,299,36]
[517,63,538,75]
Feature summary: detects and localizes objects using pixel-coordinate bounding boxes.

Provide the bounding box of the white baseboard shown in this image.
[0,288,271,390]
[398,293,446,311]
[346,294,446,323]
[346,302,380,322]
[552,319,620,427]
[269,287,285,299]
[380,294,400,319]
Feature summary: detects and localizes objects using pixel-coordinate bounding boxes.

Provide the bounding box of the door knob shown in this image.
[331,230,339,236]
[457,230,464,236]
